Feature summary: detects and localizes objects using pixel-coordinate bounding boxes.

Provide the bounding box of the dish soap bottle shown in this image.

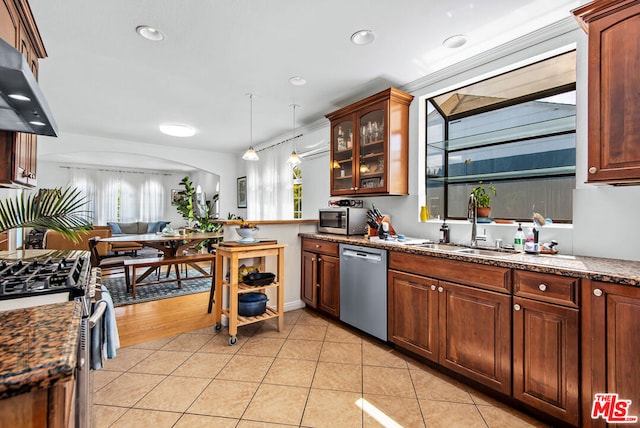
[514,223,525,252]
[439,220,450,244]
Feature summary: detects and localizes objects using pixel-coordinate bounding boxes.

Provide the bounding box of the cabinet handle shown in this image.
[593,288,603,297]
[315,244,320,248]
[354,187,358,190]
[437,286,444,293]
[538,283,547,292]
[318,257,322,262]
[430,285,436,291]
[311,257,315,262]
[514,304,521,311]
[589,166,597,174]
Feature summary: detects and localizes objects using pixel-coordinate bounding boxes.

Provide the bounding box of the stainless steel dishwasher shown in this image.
[339,244,388,341]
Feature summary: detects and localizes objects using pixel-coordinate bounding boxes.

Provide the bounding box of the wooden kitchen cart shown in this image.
[212,242,286,345]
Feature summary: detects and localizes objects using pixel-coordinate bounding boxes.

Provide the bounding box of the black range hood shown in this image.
[0,37,57,137]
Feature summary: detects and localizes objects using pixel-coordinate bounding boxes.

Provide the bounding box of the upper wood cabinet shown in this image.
[573,0,640,184]
[326,88,413,196]
[0,0,46,188]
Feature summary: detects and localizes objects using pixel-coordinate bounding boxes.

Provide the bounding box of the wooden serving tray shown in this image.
[218,239,277,247]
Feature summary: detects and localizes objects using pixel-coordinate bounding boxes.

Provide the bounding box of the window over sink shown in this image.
[425,50,576,223]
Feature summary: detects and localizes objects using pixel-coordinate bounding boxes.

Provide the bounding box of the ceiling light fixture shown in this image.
[159,123,195,137]
[242,93,260,161]
[287,104,301,165]
[136,25,165,41]
[442,34,468,48]
[351,30,375,46]
[289,76,306,86]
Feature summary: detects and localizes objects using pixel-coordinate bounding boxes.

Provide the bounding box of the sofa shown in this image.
[106,221,170,254]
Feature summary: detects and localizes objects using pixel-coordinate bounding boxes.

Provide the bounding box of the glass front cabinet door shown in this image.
[327,88,413,196]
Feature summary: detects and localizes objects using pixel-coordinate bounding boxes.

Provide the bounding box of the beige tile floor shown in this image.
[93,308,551,427]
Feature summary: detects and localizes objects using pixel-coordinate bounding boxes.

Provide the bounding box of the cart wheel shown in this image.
[215,322,222,331]
[228,335,238,346]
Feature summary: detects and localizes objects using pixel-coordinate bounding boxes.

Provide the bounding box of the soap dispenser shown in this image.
[514,223,525,252]
[439,220,450,244]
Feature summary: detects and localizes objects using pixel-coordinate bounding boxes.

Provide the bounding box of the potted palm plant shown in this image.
[471,181,497,218]
[0,187,92,243]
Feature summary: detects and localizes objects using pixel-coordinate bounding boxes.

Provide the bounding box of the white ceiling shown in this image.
[29,0,580,169]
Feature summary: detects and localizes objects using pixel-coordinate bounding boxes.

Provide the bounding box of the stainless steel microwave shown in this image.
[318,207,368,235]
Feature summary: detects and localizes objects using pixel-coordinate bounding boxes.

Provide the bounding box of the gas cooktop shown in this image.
[0,250,91,301]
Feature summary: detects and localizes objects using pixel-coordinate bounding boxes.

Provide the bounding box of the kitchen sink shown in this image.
[454,247,517,256]
[412,243,461,251]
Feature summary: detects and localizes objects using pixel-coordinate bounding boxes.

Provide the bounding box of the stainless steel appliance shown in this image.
[318,207,368,235]
[0,249,103,428]
[339,244,388,341]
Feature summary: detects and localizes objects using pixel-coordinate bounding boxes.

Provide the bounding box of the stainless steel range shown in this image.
[0,249,92,311]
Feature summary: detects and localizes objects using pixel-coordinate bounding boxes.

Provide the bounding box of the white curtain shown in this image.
[67,168,96,223]
[139,176,166,222]
[247,140,295,220]
[67,168,166,224]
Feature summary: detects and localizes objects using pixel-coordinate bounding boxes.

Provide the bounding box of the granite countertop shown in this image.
[300,233,640,287]
[0,300,82,399]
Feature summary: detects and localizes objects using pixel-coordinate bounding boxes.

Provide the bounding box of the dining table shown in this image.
[101,231,222,282]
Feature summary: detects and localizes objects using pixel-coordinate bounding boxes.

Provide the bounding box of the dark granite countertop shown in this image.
[299,233,640,287]
[0,300,82,399]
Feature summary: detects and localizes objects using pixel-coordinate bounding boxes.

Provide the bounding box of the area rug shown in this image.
[102,270,213,307]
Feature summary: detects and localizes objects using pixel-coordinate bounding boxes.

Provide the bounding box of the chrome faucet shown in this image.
[468,193,486,247]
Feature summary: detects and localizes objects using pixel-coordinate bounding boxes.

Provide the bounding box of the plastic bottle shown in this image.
[514,223,525,252]
[524,227,539,253]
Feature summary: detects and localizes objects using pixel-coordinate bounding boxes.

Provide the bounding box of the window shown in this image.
[425,51,576,222]
[293,165,302,219]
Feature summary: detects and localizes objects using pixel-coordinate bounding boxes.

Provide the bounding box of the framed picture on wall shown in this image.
[171,189,181,206]
[237,176,247,208]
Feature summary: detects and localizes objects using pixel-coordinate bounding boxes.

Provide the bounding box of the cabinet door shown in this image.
[330,115,356,195]
[513,297,579,426]
[581,1,640,183]
[582,280,640,427]
[318,254,340,317]
[301,250,317,308]
[439,281,512,395]
[0,0,19,45]
[388,270,439,362]
[357,100,387,193]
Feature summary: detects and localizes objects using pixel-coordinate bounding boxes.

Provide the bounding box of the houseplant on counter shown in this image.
[0,187,92,242]
[471,181,497,219]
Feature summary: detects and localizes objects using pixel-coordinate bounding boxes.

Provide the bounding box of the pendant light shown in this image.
[242,93,259,161]
[287,104,302,165]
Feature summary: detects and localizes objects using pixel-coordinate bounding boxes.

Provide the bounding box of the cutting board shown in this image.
[218,239,278,247]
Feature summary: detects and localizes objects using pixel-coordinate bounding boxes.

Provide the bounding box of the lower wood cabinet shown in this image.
[388,269,512,395]
[301,238,340,317]
[582,280,640,427]
[513,297,580,426]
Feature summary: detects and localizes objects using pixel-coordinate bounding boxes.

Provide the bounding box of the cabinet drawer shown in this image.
[389,252,511,294]
[302,239,339,257]
[513,270,578,307]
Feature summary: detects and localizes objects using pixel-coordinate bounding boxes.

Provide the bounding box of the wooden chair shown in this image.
[88,237,132,289]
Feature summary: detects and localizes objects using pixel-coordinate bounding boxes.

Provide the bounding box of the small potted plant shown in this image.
[471,181,496,218]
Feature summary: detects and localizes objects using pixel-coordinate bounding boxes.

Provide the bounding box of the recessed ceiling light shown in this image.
[29,121,46,127]
[289,76,306,86]
[442,34,468,48]
[159,123,195,137]
[351,30,375,46]
[8,94,31,101]
[136,25,165,41]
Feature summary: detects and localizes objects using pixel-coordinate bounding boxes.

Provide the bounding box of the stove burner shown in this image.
[0,255,89,297]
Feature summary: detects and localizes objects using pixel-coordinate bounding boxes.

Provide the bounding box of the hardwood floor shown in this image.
[108,263,216,348]
[115,291,216,347]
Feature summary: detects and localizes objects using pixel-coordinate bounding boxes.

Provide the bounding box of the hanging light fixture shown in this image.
[242,93,259,161]
[287,104,302,165]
